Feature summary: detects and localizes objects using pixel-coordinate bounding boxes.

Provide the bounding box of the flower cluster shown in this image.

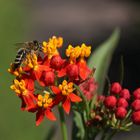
[9,36,95,126]
[87,82,140,131]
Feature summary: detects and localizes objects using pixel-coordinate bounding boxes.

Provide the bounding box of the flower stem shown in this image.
[58,104,68,140]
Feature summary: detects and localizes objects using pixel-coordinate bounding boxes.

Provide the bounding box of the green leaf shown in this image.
[72,111,85,140]
[88,28,120,94]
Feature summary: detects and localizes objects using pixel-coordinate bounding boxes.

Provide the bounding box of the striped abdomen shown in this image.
[13,48,27,70]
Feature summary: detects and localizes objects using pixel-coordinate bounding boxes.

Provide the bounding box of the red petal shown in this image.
[57,68,66,77]
[69,93,82,102]
[51,86,61,94]
[26,79,34,91]
[38,65,51,71]
[34,70,42,81]
[45,109,56,121]
[53,94,63,106]
[78,61,91,80]
[36,110,45,126]
[62,97,71,114]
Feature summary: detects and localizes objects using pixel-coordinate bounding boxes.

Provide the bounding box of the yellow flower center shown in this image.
[24,53,38,70]
[10,79,27,95]
[42,36,63,59]
[37,92,53,108]
[8,64,23,76]
[66,44,91,63]
[59,80,74,96]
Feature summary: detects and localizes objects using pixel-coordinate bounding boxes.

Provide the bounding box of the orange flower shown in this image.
[23,52,51,81]
[65,43,92,81]
[28,93,56,126]
[10,78,36,110]
[51,80,82,114]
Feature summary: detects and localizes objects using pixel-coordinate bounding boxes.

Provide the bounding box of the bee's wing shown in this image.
[14,42,29,50]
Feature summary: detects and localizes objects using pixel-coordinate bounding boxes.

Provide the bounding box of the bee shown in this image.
[12,40,42,71]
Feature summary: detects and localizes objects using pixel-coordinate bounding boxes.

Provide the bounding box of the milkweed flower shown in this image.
[10,78,35,110]
[66,44,92,81]
[52,80,82,114]
[28,93,56,126]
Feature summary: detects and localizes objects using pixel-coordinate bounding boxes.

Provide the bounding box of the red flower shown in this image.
[131,111,140,125]
[77,60,91,80]
[23,53,51,81]
[28,93,56,126]
[131,99,140,111]
[79,78,97,100]
[66,64,79,80]
[115,107,127,119]
[50,55,65,70]
[104,96,117,109]
[10,78,36,110]
[133,88,140,99]
[120,89,130,101]
[117,98,128,108]
[51,80,82,114]
[110,82,122,95]
[39,70,55,86]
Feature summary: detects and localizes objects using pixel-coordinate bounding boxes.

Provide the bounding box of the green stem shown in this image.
[58,104,68,140]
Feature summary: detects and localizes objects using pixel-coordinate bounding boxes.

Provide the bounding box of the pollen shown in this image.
[24,53,38,70]
[66,43,91,63]
[37,93,53,108]
[10,79,27,95]
[80,43,91,58]
[42,36,63,59]
[59,80,74,96]
[66,45,81,63]
[8,64,23,76]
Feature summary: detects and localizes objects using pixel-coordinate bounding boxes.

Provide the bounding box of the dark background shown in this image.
[0,0,140,139]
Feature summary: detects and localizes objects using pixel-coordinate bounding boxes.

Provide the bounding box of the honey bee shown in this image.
[12,40,42,70]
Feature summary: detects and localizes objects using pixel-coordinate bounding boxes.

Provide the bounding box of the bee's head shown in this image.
[33,40,39,46]
[33,40,40,50]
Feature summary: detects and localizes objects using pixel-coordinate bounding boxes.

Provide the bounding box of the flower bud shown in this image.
[50,55,64,70]
[66,64,79,80]
[115,107,127,119]
[131,99,140,111]
[40,71,55,86]
[117,98,128,108]
[110,82,122,95]
[120,89,130,101]
[131,111,140,125]
[104,96,117,109]
[133,88,140,99]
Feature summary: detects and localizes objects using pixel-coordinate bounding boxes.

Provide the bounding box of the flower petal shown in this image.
[77,61,91,80]
[62,97,71,114]
[36,109,45,126]
[45,109,56,121]
[69,93,82,102]
[51,86,61,94]
[57,68,66,77]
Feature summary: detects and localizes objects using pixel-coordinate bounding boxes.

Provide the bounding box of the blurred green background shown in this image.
[0,0,140,140]
[0,1,56,140]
